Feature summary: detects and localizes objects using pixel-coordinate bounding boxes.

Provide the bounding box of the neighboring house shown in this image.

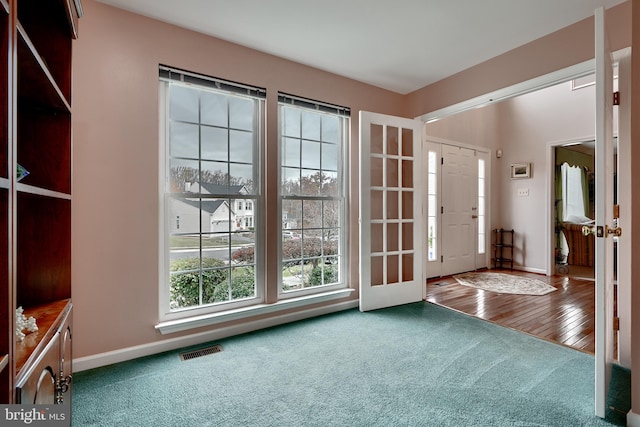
[282,210,298,230]
[171,182,254,233]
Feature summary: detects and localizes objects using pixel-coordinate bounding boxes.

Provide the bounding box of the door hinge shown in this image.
[613,91,620,106]
[613,204,620,219]
[441,206,444,214]
[441,157,444,165]
[441,256,443,263]
[614,316,620,331]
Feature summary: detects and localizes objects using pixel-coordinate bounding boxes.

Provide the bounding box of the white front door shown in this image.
[359,111,424,311]
[593,6,616,419]
[441,145,477,276]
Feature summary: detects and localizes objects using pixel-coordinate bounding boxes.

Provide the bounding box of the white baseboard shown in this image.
[513,265,547,275]
[628,410,640,427]
[73,299,359,372]
[489,265,546,275]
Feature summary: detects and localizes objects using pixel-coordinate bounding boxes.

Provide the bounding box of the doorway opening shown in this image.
[553,141,596,280]
[423,70,601,355]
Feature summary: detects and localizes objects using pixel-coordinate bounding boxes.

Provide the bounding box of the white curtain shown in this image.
[561,162,587,222]
[560,162,589,260]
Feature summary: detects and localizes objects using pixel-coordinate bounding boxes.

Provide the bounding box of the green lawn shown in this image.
[170,235,250,249]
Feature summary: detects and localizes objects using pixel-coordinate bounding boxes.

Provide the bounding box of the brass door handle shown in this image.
[582,225,621,238]
[607,225,622,237]
[582,225,596,236]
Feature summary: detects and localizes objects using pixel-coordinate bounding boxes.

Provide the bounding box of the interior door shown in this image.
[441,145,476,276]
[593,6,615,419]
[359,111,423,311]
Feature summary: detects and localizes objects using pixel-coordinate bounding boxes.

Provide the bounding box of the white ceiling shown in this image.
[97,0,626,94]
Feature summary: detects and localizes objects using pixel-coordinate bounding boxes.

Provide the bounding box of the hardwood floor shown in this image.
[426,270,596,353]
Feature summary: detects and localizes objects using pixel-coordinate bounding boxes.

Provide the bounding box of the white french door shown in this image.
[593,6,616,419]
[359,111,423,311]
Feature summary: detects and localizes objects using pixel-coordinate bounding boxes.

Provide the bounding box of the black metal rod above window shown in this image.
[278,92,350,117]
[160,65,266,99]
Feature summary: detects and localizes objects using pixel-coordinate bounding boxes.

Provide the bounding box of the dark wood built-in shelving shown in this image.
[0,1,9,405]
[1,0,81,405]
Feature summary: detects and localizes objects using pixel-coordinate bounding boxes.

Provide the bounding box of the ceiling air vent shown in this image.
[179,344,223,361]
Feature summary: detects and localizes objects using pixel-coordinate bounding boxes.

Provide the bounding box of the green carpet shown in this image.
[72,303,625,426]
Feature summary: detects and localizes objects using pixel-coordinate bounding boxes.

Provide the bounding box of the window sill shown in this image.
[155,288,355,335]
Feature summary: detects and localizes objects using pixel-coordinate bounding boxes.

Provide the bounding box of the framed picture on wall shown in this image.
[511,163,531,179]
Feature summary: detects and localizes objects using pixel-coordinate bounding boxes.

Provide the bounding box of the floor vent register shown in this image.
[179,344,223,361]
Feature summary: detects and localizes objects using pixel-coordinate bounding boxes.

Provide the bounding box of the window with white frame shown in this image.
[160,66,264,318]
[279,94,349,294]
[477,158,486,254]
[427,150,438,261]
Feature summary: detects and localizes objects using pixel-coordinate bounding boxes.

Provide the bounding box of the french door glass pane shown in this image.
[387,126,399,155]
[387,158,398,187]
[387,223,399,252]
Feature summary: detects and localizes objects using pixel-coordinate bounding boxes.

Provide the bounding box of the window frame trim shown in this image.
[276,96,350,300]
[158,76,266,323]
[155,288,355,334]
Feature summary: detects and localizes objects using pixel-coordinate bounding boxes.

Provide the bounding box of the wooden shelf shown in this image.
[16,183,71,200]
[15,299,71,379]
[16,24,70,112]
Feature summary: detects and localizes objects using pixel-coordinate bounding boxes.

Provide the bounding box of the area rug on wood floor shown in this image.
[454,272,557,295]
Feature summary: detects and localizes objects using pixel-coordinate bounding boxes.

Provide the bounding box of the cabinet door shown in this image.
[15,333,60,404]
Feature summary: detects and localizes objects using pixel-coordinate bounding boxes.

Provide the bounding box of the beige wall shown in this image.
[71,0,405,359]
[404,2,631,118]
